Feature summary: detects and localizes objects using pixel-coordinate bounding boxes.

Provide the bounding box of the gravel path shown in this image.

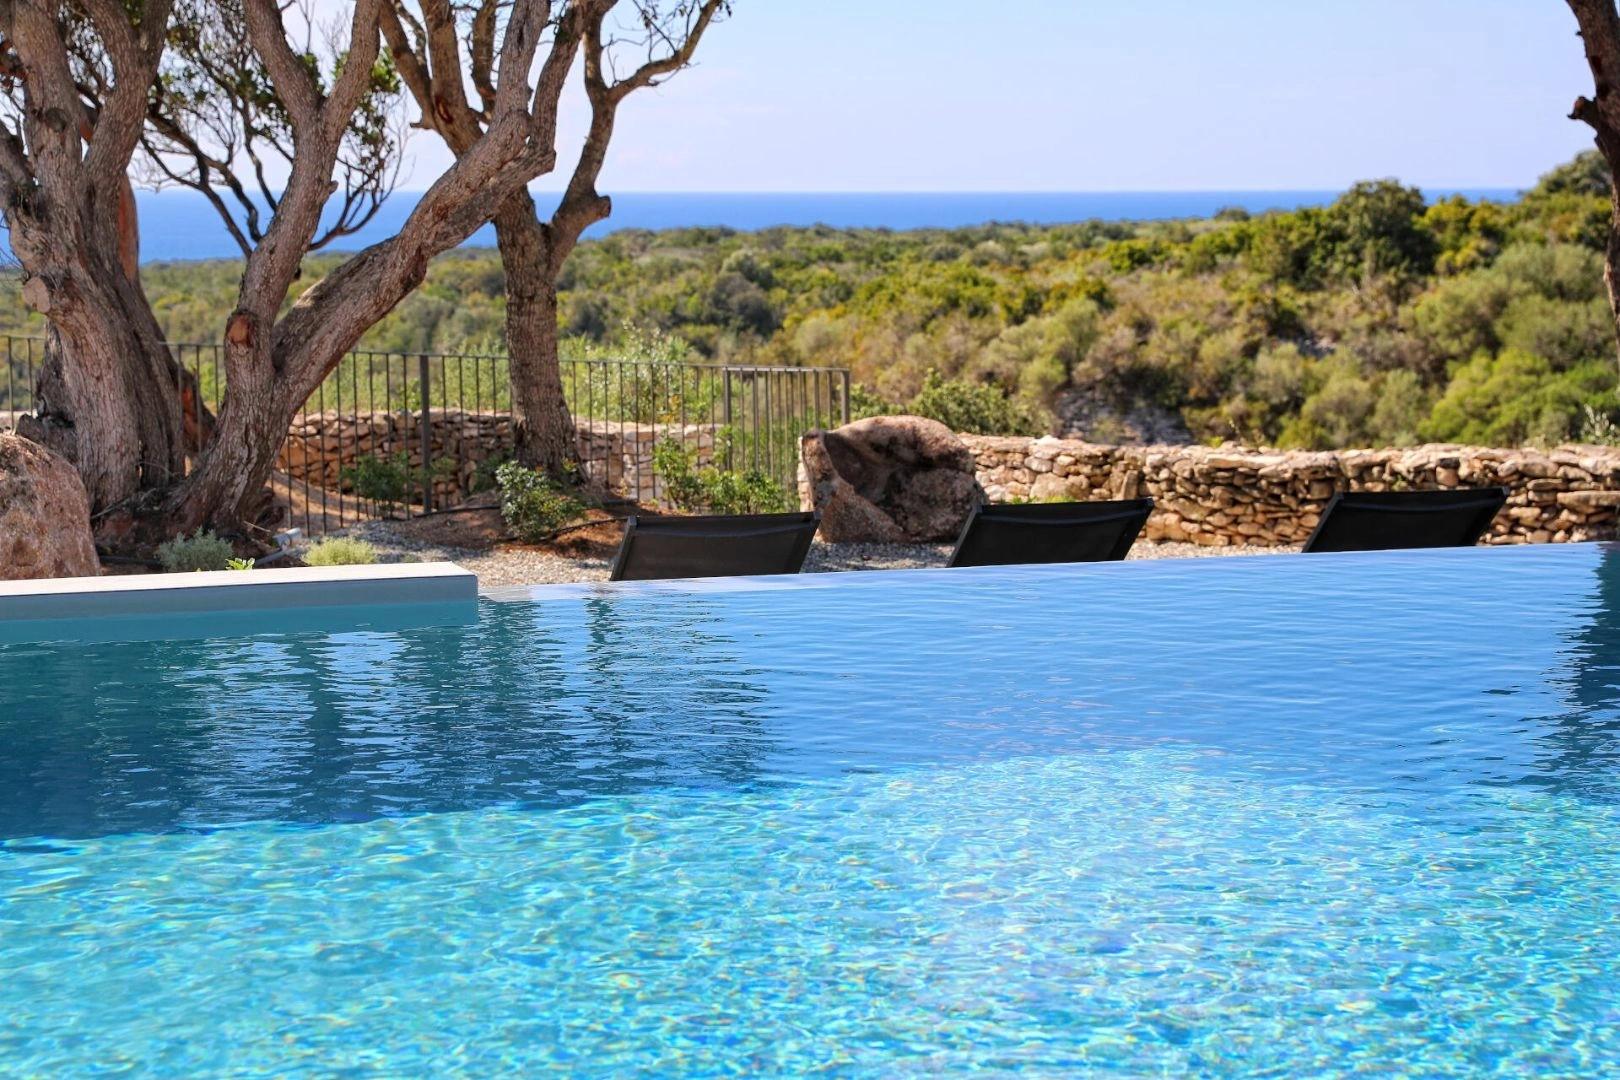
[306,520,1293,588]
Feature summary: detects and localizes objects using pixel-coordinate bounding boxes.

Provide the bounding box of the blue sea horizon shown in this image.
[37,187,1527,264]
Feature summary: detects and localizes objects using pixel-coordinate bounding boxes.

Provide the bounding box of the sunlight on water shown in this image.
[3,752,1618,1075]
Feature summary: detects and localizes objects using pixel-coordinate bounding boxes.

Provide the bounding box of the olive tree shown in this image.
[0,0,586,544]
[382,0,729,474]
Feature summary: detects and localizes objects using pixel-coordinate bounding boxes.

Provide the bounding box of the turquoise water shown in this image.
[3,546,1620,1075]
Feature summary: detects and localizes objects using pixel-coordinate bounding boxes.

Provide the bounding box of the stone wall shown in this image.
[964,436,1620,546]
[278,410,718,505]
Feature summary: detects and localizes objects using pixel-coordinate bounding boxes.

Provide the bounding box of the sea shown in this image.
[107,188,1520,265]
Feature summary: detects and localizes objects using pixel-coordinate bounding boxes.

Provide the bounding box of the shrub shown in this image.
[1495,293,1612,372]
[906,370,1045,436]
[471,452,512,494]
[1368,370,1429,447]
[845,381,897,421]
[226,557,256,571]
[341,453,455,513]
[651,438,792,515]
[495,461,586,542]
[1579,402,1620,446]
[341,452,415,512]
[1422,349,1617,446]
[304,537,379,566]
[1292,356,1375,449]
[157,529,236,573]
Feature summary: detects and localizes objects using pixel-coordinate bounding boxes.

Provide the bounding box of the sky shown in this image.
[368,1,1598,193]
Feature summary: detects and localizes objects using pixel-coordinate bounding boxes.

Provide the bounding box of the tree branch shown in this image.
[1569,0,1620,141]
[236,0,386,322]
[605,0,726,103]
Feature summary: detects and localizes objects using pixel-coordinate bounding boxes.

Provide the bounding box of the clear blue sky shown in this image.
[395,0,1597,192]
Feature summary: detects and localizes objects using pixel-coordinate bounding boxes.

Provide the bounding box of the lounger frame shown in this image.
[1303,487,1508,553]
[609,511,821,581]
[948,498,1154,568]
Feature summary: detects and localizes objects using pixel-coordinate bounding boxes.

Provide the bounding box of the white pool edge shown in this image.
[0,562,478,622]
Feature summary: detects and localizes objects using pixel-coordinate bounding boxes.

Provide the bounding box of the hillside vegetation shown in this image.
[2,153,1615,448]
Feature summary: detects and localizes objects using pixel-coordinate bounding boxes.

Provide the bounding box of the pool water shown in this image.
[3,545,1620,1075]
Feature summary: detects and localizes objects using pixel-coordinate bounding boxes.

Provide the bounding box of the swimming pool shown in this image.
[3,545,1619,1074]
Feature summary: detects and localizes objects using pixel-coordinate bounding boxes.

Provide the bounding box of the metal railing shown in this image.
[2,336,851,537]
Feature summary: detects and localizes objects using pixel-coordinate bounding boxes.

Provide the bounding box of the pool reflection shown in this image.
[5,545,1620,843]
[0,598,779,840]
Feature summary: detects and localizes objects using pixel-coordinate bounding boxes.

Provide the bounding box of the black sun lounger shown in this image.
[1303,487,1508,553]
[947,498,1154,568]
[609,511,821,581]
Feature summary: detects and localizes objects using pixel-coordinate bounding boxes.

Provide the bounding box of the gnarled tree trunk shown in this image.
[495,190,576,474]
[14,241,184,525]
[1568,0,1620,367]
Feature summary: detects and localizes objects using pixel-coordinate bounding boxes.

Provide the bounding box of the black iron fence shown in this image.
[2,337,851,537]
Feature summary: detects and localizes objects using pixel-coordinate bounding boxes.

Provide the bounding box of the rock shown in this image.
[1557,489,1620,510]
[800,416,982,542]
[0,432,99,579]
[1030,472,1077,501]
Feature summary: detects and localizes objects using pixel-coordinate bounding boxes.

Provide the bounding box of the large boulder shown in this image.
[800,415,982,542]
[0,432,99,579]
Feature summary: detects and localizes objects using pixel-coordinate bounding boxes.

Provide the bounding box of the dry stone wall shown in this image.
[278,410,718,504]
[964,436,1620,546]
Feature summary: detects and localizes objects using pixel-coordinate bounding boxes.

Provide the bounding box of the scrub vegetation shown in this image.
[3,154,1616,450]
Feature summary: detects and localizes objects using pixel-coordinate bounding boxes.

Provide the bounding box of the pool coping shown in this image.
[0,562,478,622]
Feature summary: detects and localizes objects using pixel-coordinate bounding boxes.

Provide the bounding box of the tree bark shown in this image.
[14,247,184,522]
[1567,0,1620,366]
[1,0,186,531]
[494,190,576,474]
[162,331,288,534]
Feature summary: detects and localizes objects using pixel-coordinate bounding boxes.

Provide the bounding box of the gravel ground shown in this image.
[304,520,1293,588]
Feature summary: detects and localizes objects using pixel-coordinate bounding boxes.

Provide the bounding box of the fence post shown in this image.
[417,353,433,515]
[722,367,734,470]
[839,369,851,425]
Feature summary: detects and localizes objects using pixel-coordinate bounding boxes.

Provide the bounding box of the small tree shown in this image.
[382,0,729,476]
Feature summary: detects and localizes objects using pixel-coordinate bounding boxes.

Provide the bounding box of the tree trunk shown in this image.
[16,260,185,524]
[13,170,194,536]
[1567,0,1620,369]
[160,316,296,536]
[162,387,288,536]
[1606,178,1620,363]
[494,191,576,475]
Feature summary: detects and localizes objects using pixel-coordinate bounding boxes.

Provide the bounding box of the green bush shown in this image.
[341,453,455,513]
[495,461,586,542]
[341,453,415,511]
[157,529,236,573]
[304,537,379,566]
[1422,349,1617,446]
[845,382,897,421]
[905,370,1045,436]
[651,438,792,515]
[471,452,512,494]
